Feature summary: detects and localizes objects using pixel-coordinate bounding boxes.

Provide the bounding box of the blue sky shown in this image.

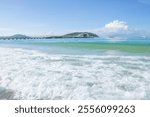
[0,0,150,36]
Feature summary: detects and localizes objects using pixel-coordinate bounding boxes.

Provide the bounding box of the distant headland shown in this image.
[0,32,99,40]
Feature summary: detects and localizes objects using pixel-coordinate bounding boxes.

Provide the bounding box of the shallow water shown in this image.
[0,38,150,55]
[0,38,150,99]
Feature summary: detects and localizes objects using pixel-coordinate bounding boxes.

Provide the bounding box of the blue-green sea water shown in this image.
[0,38,150,99]
[0,38,150,54]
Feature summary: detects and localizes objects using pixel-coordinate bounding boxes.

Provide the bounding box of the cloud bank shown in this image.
[97,20,130,39]
[90,20,146,40]
[104,20,128,31]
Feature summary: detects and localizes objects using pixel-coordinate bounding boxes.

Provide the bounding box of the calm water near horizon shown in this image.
[0,38,150,55]
[0,38,150,100]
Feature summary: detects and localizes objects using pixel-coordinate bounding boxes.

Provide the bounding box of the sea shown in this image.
[0,37,150,100]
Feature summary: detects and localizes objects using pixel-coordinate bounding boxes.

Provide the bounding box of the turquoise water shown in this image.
[0,38,150,100]
[0,38,150,55]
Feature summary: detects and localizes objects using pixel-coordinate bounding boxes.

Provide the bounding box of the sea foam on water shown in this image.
[0,47,150,100]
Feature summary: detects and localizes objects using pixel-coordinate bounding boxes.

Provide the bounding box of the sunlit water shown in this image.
[0,38,150,99]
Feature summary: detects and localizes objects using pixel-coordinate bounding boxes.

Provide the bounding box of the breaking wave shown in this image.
[0,47,150,100]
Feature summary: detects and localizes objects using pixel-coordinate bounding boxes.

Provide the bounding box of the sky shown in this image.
[0,0,150,37]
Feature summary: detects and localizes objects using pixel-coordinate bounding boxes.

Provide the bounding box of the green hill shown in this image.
[62,32,99,38]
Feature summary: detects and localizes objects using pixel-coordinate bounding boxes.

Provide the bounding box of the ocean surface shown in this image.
[0,38,150,100]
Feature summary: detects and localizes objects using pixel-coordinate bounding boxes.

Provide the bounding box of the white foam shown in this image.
[0,47,150,100]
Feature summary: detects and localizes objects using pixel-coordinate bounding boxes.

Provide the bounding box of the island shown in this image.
[46,32,99,38]
[0,32,99,40]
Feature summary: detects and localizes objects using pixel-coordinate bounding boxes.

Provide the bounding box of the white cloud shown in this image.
[97,20,129,39]
[104,20,128,31]
[88,20,146,40]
